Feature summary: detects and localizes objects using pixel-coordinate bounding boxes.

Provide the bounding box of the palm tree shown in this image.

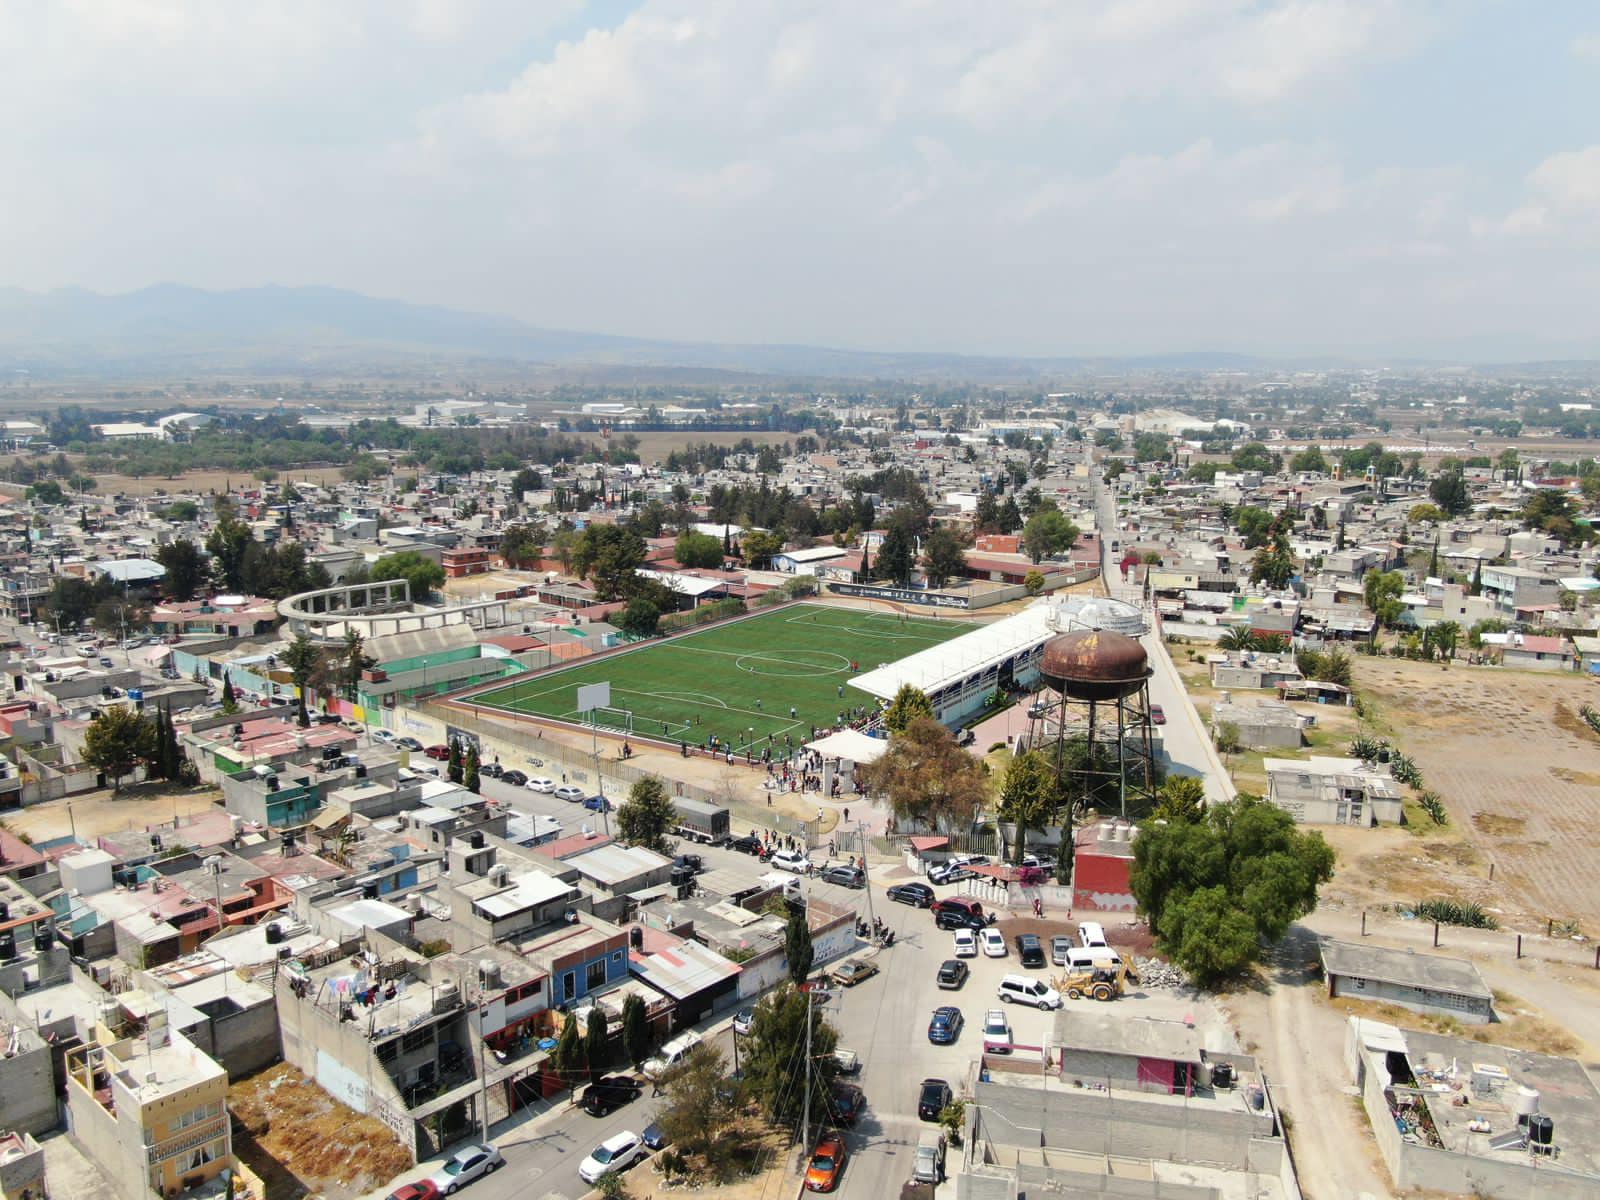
[1219,626,1258,652]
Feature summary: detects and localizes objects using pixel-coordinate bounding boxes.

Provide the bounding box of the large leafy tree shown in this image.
[615,597,661,637]
[337,630,375,699]
[744,984,839,1128]
[674,530,724,569]
[1022,507,1078,564]
[858,717,988,832]
[921,526,968,589]
[497,522,544,569]
[655,1045,745,1181]
[882,684,934,734]
[156,538,207,602]
[740,529,784,569]
[997,749,1063,866]
[1363,569,1406,629]
[371,550,446,600]
[1130,795,1334,985]
[1428,468,1471,516]
[205,500,254,592]
[84,705,147,793]
[569,525,647,601]
[617,776,677,853]
[1249,520,1296,589]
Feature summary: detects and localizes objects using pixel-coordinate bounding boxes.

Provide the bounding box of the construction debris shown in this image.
[1133,956,1187,989]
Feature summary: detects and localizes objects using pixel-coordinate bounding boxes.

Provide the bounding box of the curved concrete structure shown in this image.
[278,579,513,642]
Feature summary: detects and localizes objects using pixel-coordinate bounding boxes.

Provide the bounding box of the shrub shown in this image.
[1417,791,1448,826]
[1414,898,1496,929]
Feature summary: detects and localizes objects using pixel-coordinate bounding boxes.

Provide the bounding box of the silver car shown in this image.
[427,1144,503,1194]
[1051,934,1073,966]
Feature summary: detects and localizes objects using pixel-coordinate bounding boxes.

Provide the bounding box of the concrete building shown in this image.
[1070,820,1137,913]
[1479,565,1562,616]
[1210,697,1310,750]
[1319,940,1493,1024]
[1265,756,1405,827]
[1348,1018,1600,1199]
[1209,652,1303,691]
[65,1024,233,1200]
[0,1131,45,1200]
[0,1025,56,1136]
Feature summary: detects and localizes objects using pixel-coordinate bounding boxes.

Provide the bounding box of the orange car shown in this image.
[804,1131,848,1192]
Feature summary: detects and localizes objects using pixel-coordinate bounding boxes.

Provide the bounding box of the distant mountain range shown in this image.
[0,283,1265,381]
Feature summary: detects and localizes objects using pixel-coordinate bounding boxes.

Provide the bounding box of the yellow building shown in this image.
[66,1015,233,1200]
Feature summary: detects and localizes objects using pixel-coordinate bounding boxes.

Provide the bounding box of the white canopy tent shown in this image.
[803,728,889,765]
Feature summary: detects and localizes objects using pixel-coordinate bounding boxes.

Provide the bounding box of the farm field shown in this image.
[1344,656,1600,930]
[465,602,982,752]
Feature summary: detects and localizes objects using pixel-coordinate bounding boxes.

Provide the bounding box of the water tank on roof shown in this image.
[1529,1114,1554,1148]
[478,960,502,990]
[1513,1086,1541,1120]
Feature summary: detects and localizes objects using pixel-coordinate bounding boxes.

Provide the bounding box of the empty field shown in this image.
[464,602,981,751]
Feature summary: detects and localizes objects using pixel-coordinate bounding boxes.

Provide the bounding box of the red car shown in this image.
[386,1183,440,1200]
[1150,704,1166,725]
[424,744,451,760]
[805,1131,848,1192]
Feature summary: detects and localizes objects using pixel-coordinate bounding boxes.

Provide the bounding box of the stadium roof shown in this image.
[848,604,1058,701]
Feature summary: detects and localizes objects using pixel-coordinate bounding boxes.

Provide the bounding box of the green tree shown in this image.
[784,907,814,985]
[585,1005,610,1080]
[205,502,253,592]
[1250,522,1296,589]
[1429,469,1471,516]
[156,538,207,602]
[998,750,1062,866]
[1363,569,1406,629]
[337,630,375,700]
[497,522,544,569]
[655,1044,744,1181]
[1407,503,1446,524]
[617,776,677,854]
[1218,625,1257,652]
[740,529,785,569]
[463,742,480,793]
[83,705,147,793]
[921,526,968,589]
[874,525,915,586]
[1289,446,1327,474]
[615,597,661,638]
[1230,442,1281,474]
[621,993,650,1068]
[552,1015,587,1090]
[1234,505,1275,547]
[570,525,647,601]
[45,575,102,629]
[1130,796,1334,985]
[1153,775,1206,823]
[220,674,238,714]
[883,684,935,734]
[1023,569,1045,596]
[280,632,322,728]
[27,480,65,505]
[1022,508,1078,564]
[1429,620,1461,660]
[674,530,724,569]
[447,737,464,784]
[744,984,839,1128]
[370,550,446,601]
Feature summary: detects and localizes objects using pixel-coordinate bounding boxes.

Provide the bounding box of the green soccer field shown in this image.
[465,602,982,752]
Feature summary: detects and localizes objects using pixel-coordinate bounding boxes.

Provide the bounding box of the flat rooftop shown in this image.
[1320,939,1492,1001]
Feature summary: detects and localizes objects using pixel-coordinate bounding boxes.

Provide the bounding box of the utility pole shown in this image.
[801,987,813,1154]
[856,820,876,943]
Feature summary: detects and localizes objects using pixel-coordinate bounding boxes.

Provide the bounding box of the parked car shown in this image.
[996,973,1063,1010]
[952,929,978,958]
[396,737,424,752]
[500,769,528,787]
[1016,934,1046,968]
[727,834,763,854]
[913,1130,948,1185]
[479,762,504,779]
[887,881,934,907]
[937,958,970,989]
[768,849,811,873]
[830,959,879,988]
[927,1005,964,1045]
[578,1130,645,1185]
[551,783,583,801]
[581,793,613,811]
[642,1032,702,1080]
[526,776,556,792]
[805,1131,848,1192]
[931,896,986,922]
[982,1009,1013,1054]
[371,729,397,744]
[1150,703,1166,725]
[831,1047,861,1075]
[732,1007,755,1037]
[979,928,1007,957]
[827,1081,865,1127]
[385,1183,440,1200]
[820,864,864,888]
[935,908,988,932]
[582,1074,642,1116]
[926,860,970,885]
[1051,935,1074,966]
[424,744,451,760]
[917,1078,953,1122]
[97,656,114,667]
[641,1120,669,1150]
[427,1144,503,1194]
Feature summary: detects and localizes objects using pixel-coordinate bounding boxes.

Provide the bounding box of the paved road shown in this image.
[1091,467,1236,803]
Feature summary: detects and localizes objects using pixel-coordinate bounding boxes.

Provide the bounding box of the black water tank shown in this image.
[0,933,15,962]
[0,902,9,922]
[1529,1114,1554,1146]
[1212,1062,1235,1090]
[264,923,284,945]
[33,925,53,951]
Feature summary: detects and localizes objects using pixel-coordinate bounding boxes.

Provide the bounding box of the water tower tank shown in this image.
[1039,630,1151,701]
[1513,1086,1541,1121]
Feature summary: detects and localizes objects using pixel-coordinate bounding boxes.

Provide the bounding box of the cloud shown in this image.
[1489,146,1600,237]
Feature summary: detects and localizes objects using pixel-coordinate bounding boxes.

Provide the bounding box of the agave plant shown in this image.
[1388,753,1423,788]
[1348,733,1387,763]
[1417,791,1448,826]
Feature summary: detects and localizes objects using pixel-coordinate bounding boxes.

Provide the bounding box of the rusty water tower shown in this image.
[1028,628,1160,820]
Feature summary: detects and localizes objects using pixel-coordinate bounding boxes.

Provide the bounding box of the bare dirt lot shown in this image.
[2,784,222,844]
[88,466,350,498]
[1349,656,1600,931]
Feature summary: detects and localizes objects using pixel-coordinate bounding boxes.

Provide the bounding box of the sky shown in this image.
[2,0,1599,361]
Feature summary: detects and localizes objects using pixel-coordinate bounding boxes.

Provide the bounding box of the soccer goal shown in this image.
[587,705,635,733]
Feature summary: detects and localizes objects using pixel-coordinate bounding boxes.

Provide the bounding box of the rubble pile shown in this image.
[1133,956,1187,988]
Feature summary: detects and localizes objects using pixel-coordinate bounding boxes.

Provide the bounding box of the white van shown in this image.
[1077,921,1108,948]
[996,973,1062,1010]
[1065,947,1123,972]
[642,1031,702,1080]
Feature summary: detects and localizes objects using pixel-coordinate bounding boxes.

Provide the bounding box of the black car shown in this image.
[888,882,934,908]
[673,853,705,875]
[479,762,504,779]
[501,769,528,787]
[917,1078,953,1122]
[821,865,864,888]
[1016,934,1046,968]
[934,908,988,932]
[727,835,764,855]
[828,1082,866,1127]
[582,1074,642,1116]
[936,959,969,990]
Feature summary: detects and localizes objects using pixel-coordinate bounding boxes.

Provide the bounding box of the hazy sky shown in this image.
[3,1,1599,359]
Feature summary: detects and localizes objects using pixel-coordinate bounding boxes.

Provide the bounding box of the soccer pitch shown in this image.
[465,602,982,752]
